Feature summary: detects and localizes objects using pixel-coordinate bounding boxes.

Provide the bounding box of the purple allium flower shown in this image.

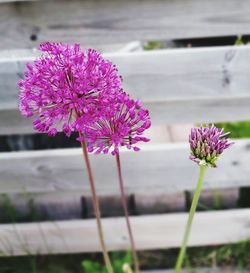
[76,92,151,155]
[18,42,122,137]
[189,125,234,167]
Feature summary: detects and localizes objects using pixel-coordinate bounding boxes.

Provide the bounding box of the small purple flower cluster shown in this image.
[189,125,234,167]
[77,91,150,155]
[19,42,151,154]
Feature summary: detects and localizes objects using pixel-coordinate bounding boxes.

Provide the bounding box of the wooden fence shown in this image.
[0,0,250,256]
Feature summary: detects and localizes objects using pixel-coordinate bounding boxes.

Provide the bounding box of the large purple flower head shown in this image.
[76,92,151,155]
[189,125,234,167]
[18,42,122,137]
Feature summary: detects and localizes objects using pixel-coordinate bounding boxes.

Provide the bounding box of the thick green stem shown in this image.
[80,136,113,273]
[175,165,207,273]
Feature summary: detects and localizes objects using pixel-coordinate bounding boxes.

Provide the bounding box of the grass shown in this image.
[134,240,250,271]
[0,254,91,273]
[82,252,132,273]
[0,241,250,273]
[186,240,250,270]
[0,252,131,273]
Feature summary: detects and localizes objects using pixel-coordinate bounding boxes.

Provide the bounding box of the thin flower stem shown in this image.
[116,152,140,273]
[80,135,113,273]
[175,165,207,273]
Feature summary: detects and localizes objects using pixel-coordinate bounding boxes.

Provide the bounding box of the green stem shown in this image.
[175,165,207,273]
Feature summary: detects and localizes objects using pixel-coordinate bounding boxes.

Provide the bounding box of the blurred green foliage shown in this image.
[1,242,249,273]
[186,239,250,270]
[216,121,250,138]
[143,41,162,50]
[0,252,132,273]
[235,35,250,45]
[82,252,132,273]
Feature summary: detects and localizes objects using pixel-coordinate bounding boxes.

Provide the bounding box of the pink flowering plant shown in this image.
[19,43,121,137]
[175,125,234,273]
[76,91,151,155]
[17,42,237,273]
[77,90,151,273]
[18,42,151,273]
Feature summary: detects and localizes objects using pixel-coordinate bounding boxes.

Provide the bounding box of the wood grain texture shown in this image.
[135,193,186,214]
[1,45,250,134]
[3,98,250,135]
[1,0,250,50]
[0,191,184,221]
[0,139,249,195]
[0,0,35,2]
[0,209,249,255]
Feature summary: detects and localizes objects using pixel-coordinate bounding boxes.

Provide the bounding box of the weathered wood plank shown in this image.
[0,139,249,195]
[1,0,250,50]
[0,192,84,221]
[189,188,239,210]
[168,124,193,143]
[0,0,34,2]
[135,193,186,214]
[4,45,250,104]
[0,209,249,255]
[0,191,185,221]
[2,98,250,135]
[1,46,250,134]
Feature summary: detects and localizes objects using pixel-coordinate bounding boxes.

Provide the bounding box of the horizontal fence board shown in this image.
[0,0,34,2]
[0,139,249,195]
[1,46,250,134]
[0,209,249,255]
[1,0,250,50]
[0,188,240,221]
[3,98,250,135]
[0,191,187,221]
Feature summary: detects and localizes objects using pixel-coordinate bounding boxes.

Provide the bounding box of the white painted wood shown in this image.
[168,124,193,142]
[0,209,249,255]
[2,96,250,135]
[1,46,250,134]
[1,0,250,50]
[0,139,248,195]
[4,45,250,103]
[144,126,171,144]
[117,41,143,53]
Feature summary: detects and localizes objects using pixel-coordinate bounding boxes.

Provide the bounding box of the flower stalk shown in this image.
[116,152,140,273]
[175,124,234,273]
[80,135,113,273]
[174,165,207,273]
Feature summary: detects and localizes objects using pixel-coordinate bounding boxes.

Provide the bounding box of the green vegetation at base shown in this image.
[82,252,132,273]
[0,254,84,273]
[0,241,249,273]
[185,239,250,271]
[0,252,131,273]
